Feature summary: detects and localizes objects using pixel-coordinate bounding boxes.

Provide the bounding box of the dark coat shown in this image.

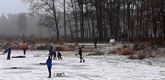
[57,51,62,57]
[78,48,82,57]
[52,51,56,56]
[48,46,53,56]
[4,48,11,60]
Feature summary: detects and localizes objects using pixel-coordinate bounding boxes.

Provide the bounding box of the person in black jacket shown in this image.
[75,47,85,63]
[52,51,62,60]
[52,51,57,60]
[46,55,52,78]
[94,37,97,49]
[48,46,53,57]
[57,51,62,60]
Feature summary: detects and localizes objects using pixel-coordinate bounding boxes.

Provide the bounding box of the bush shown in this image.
[108,49,118,54]
[118,48,134,55]
[156,51,165,57]
[37,45,47,50]
[56,39,64,45]
[138,52,146,60]
[128,51,146,60]
[56,46,65,51]
[56,45,75,51]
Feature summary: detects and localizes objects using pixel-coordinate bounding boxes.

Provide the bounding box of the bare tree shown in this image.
[64,0,67,41]
[21,0,165,42]
[22,0,61,41]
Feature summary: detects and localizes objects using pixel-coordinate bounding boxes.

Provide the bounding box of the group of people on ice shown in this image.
[48,46,62,60]
[46,45,85,78]
[2,42,85,78]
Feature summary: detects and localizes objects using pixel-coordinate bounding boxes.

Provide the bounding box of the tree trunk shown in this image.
[80,0,84,41]
[64,0,67,41]
[68,15,74,41]
[52,0,60,41]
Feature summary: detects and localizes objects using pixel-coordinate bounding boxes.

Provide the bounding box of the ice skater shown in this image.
[3,47,12,60]
[57,51,62,60]
[75,47,85,63]
[46,55,52,78]
[52,51,62,60]
[94,37,97,49]
[48,46,54,57]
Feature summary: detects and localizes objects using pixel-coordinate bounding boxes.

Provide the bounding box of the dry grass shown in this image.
[138,52,146,60]
[118,48,134,55]
[56,39,64,45]
[128,51,146,60]
[110,49,118,54]
[129,40,165,47]
[156,51,165,57]
[56,45,75,51]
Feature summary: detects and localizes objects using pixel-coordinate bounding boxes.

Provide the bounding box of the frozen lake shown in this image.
[0,50,165,80]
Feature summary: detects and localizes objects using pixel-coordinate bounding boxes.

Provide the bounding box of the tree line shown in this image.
[23,0,165,42]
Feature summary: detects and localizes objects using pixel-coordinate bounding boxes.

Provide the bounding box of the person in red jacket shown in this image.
[21,43,28,55]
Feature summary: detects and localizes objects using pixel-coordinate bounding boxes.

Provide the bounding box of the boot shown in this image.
[83,59,85,63]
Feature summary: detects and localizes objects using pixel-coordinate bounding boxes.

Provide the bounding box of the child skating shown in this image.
[75,47,85,63]
[46,55,52,78]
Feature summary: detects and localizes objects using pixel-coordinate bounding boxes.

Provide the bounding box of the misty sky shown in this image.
[0,0,29,15]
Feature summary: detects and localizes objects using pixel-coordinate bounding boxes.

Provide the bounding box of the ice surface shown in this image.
[0,50,165,80]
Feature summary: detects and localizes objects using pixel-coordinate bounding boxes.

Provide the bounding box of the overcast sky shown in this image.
[0,0,29,15]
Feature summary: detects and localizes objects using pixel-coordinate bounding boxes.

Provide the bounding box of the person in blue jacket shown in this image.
[4,47,12,60]
[46,55,52,78]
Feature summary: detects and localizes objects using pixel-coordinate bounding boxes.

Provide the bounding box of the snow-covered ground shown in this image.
[0,50,165,80]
